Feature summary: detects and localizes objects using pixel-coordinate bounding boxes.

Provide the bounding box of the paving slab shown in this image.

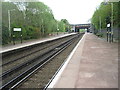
[52,33,118,88]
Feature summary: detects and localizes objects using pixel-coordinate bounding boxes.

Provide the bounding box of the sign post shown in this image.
[13,28,22,45]
[107,24,111,43]
[57,29,59,35]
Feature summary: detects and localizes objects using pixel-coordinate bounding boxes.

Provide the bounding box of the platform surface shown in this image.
[1,33,76,53]
[48,33,118,88]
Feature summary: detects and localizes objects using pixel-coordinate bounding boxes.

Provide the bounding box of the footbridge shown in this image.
[70,24,91,32]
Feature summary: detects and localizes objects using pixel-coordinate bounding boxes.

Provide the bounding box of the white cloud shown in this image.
[39,0,103,24]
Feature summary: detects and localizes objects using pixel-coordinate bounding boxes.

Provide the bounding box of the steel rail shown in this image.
[1,34,75,57]
[1,34,79,89]
[1,34,76,67]
[11,35,75,89]
[44,34,82,90]
[1,35,76,79]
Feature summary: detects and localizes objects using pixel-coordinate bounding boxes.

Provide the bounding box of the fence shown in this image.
[92,27,119,42]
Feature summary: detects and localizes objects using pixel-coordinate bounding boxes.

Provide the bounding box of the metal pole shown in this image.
[99,16,102,33]
[8,9,15,44]
[64,24,65,34]
[57,22,58,35]
[13,32,15,45]
[8,10,11,38]
[107,28,108,42]
[21,30,22,43]
[111,3,114,42]
[42,19,44,36]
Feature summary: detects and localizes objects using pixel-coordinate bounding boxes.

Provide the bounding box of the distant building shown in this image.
[70,24,91,32]
[71,25,75,32]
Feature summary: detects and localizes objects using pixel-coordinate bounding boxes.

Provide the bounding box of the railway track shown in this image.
[1,34,75,76]
[19,33,83,89]
[1,33,81,89]
[2,34,75,71]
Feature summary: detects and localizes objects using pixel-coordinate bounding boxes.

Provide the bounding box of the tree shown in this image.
[61,19,70,32]
[2,1,69,45]
[91,2,120,32]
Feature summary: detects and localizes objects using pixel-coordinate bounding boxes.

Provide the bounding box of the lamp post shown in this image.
[42,19,44,36]
[57,22,58,35]
[63,23,65,34]
[99,16,102,33]
[104,0,114,42]
[111,3,114,42]
[8,9,15,42]
[57,28,59,35]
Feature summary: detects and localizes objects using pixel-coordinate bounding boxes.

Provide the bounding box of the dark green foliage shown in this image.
[91,2,120,32]
[2,1,69,45]
[61,19,70,32]
[2,23,9,44]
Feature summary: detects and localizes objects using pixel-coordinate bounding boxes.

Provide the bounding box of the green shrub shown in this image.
[96,33,103,37]
[2,25,10,45]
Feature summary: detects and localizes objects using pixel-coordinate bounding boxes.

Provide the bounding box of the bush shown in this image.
[96,33,103,37]
[2,25,10,45]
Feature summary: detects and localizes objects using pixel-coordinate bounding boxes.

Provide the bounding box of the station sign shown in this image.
[13,28,21,31]
[107,24,110,27]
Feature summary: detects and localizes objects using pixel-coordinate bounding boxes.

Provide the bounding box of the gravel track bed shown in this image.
[2,35,77,86]
[2,35,73,64]
[18,34,83,88]
[3,48,57,85]
[2,35,75,73]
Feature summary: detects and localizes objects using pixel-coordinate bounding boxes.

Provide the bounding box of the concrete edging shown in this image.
[47,33,86,88]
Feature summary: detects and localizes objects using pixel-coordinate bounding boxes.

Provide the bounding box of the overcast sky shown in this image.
[39,0,103,24]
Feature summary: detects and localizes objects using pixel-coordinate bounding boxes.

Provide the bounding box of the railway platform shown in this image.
[1,33,75,53]
[48,33,118,88]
